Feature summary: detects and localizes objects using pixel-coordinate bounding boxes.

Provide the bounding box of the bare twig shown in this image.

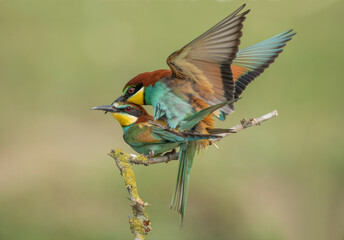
[108,149,151,240]
[214,109,278,139]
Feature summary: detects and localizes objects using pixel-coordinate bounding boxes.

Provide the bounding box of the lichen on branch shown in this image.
[109,149,151,240]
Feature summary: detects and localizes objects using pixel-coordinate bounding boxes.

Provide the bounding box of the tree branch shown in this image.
[108,149,152,240]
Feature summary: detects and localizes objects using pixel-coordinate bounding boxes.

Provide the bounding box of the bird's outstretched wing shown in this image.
[232,30,296,98]
[166,4,249,114]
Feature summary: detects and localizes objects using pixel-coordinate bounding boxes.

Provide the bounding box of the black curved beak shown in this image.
[91,105,119,113]
[114,95,127,103]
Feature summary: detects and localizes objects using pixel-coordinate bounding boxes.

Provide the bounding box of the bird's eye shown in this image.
[125,106,132,112]
[127,87,135,94]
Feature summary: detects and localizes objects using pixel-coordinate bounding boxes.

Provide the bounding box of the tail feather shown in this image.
[170,141,197,227]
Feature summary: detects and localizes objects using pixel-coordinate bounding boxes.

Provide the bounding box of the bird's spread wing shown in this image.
[166,4,249,114]
[232,30,296,98]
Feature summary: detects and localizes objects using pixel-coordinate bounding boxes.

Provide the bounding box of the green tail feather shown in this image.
[170,99,240,226]
[170,141,197,227]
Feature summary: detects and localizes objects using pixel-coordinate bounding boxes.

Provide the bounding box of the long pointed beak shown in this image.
[114,95,126,103]
[90,105,118,113]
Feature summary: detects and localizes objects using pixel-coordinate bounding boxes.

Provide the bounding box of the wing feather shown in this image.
[232,30,296,98]
[166,4,250,114]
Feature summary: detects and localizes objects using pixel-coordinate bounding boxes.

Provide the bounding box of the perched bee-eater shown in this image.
[114,4,295,136]
[92,102,228,156]
[92,99,236,224]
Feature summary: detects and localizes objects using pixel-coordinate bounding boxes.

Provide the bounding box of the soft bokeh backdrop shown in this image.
[1,0,343,239]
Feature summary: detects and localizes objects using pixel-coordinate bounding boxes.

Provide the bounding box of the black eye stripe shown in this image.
[120,107,142,117]
[125,83,143,96]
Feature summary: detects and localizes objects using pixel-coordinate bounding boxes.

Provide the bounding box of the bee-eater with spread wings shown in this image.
[102,3,295,224]
[114,4,294,135]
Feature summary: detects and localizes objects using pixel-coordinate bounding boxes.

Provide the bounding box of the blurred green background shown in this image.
[1,0,343,239]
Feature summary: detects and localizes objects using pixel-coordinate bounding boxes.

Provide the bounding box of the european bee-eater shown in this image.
[92,102,228,156]
[92,99,237,224]
[114,4,295,137]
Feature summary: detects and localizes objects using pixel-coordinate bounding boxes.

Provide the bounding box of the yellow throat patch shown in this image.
[112,113,137,126]
[128,87,144,105]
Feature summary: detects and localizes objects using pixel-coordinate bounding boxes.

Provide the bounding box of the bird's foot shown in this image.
[162,149,177,162]
[145,150,155,158]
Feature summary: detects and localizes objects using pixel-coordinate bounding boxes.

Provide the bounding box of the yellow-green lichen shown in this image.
[135,154,149,164]
[129,215,152,238]
[111,149,139,200]
[110,149,151,239]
